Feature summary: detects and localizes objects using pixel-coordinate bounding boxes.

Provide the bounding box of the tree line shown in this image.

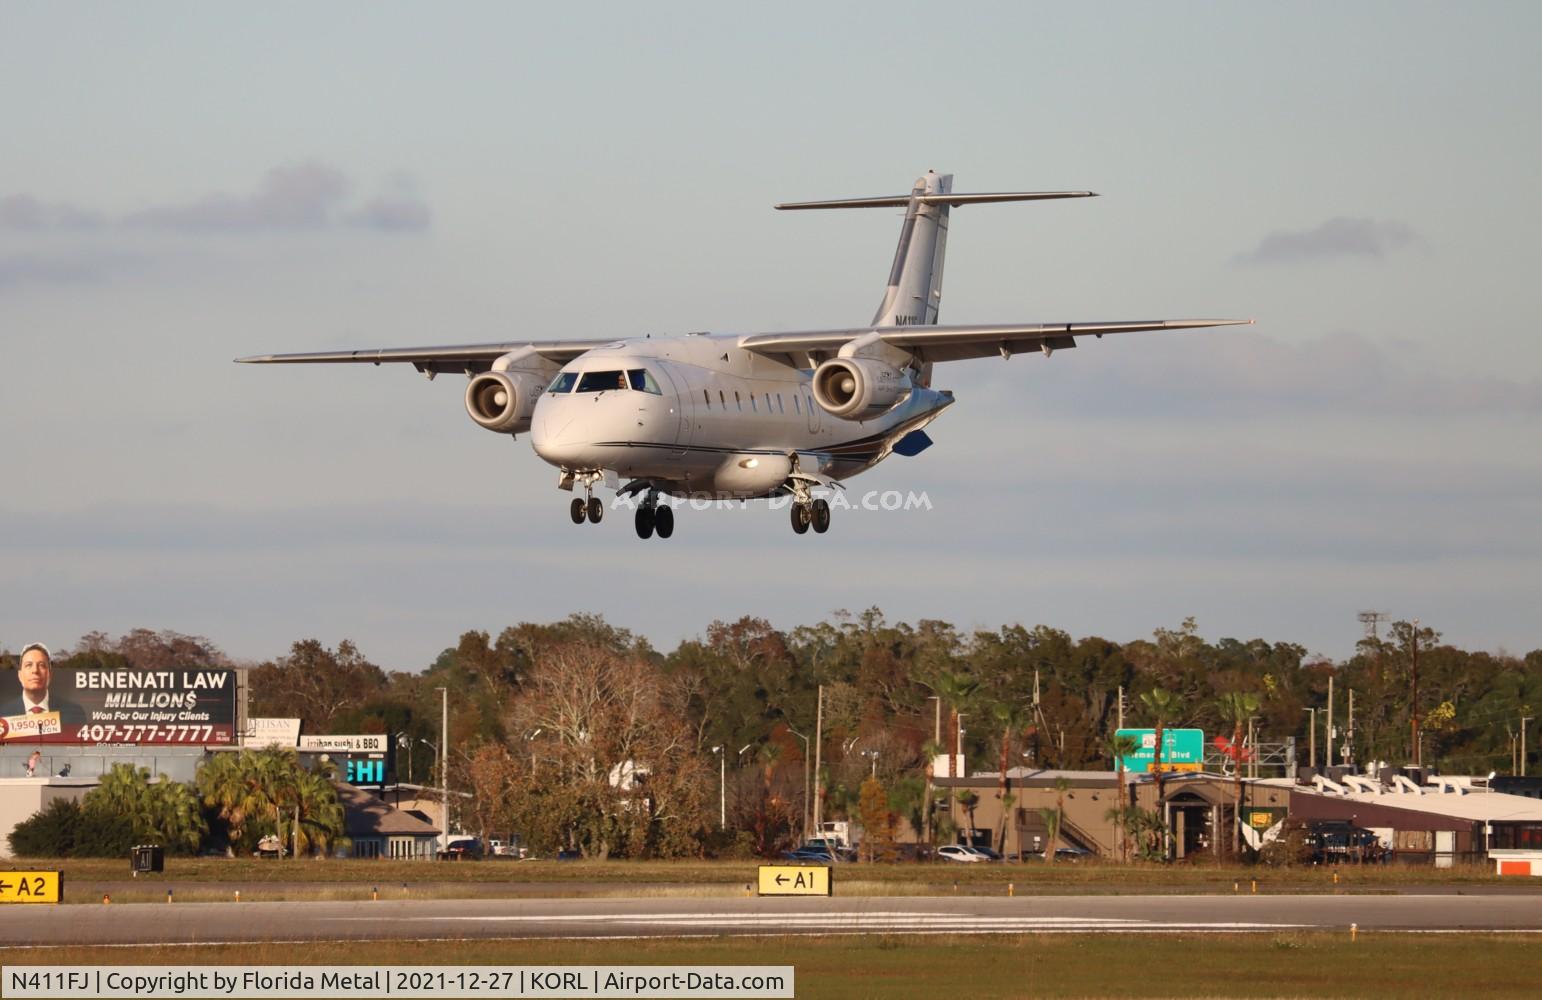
[5,615,1538,859]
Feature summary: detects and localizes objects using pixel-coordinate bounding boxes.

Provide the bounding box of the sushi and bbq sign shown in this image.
[1115,728,1205,773]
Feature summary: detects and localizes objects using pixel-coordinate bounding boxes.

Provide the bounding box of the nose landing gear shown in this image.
[569,473,605,526]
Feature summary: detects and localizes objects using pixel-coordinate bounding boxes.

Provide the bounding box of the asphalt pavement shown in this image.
[2,893,1540,946]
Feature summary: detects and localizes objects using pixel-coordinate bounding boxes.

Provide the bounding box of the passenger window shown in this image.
[751,394,757,412]
[577,370,626,392]
[793,395,800,413]
[734,391,741,410]
[719,390,726,407]
[777,394,784,414]
[547,372,579,394]
[628,369,662,394]
[703,389,711,407]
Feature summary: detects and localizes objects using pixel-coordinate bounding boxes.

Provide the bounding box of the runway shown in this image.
[1,894,1540,946]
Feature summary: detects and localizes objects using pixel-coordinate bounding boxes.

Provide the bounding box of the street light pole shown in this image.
[712,746,725,830]
[1410,618,1421,769]
[786,725,811,840]
[1303,708,1317,770]
[437,686,448,854]
[813,685,824,835]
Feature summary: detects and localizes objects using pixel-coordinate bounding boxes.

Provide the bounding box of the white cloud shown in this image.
[1234,217,1419,265]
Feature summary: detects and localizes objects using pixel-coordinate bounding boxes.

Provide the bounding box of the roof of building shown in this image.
[942,768,1118,786]
[334,781,441,838]
[1291,775,1542,824]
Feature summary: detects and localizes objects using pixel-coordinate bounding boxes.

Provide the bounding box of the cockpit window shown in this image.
[577,370,627,392]
[628,369,662,395]
[547,372,578,394]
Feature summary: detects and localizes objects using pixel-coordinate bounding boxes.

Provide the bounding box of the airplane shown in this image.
[239,170,1248,540]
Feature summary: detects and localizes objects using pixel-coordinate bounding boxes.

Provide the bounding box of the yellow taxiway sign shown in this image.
[0,871,60,904]
[757,865,832,896]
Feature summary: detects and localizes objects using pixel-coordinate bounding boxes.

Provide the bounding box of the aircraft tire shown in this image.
[635,505,655,539]
[654,504,675,539]
[811,498,831,534]
[570,498,586,524]
[586,496,604,524]
[791,503,811,535]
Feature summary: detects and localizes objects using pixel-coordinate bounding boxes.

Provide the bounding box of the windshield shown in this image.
[547,372,578,394]
[576,370,627,392]
[628,369,662,394]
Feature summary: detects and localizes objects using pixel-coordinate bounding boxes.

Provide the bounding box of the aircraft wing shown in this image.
[235,339,616,375]
[737,319,1251,364]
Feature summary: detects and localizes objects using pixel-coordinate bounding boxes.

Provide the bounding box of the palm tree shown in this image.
[1215,691,1261,858]
[955,790,979,845]
[1105,733,1139,862]
[291,769,347,856]
[1138,687,1178,861]
[990,700,1027,851]
[930,670,980,765]
[919,738,943,847]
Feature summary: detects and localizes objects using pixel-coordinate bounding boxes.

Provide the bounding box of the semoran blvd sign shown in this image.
[1116,728,1205,773]
[757,865,832,897]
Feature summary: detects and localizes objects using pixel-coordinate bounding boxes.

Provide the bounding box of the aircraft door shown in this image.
[657,363,693,457]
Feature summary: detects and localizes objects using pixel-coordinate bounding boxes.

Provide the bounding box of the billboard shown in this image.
[1115,728,1205,773]
[246,717,301,748]
[0,667,237,745]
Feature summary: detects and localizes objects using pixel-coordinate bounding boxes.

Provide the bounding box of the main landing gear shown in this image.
[634,490,674,540]
[790,497,830,535]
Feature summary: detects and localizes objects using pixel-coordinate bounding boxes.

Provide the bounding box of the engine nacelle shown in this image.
[811,358,912,420]
[464,370,543,434]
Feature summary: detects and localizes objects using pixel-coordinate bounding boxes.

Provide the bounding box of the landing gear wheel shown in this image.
[570,498,586,524]
[654,504,674,539]
[634,505,655,539]
[791,503,811,535]
[811,498,831,534]
[586,496,604,524]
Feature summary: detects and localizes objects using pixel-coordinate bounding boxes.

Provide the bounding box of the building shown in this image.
[933,768,1122,858]
[1288,773,1542,864]
[334,781,441,859]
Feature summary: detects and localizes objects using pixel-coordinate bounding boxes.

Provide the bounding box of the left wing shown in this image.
[235,338,616,375]
[737,319,1251,365]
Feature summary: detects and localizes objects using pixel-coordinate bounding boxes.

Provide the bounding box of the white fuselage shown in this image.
[529,333,951,498]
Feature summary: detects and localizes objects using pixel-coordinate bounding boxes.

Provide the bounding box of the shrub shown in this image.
[8,798,136,858]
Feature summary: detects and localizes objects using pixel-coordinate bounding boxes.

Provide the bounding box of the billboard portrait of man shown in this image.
[3,644,86,725]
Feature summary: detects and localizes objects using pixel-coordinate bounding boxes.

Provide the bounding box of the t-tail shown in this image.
[776,171,1097,328]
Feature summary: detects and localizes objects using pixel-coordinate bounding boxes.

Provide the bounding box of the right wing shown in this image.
[235,339,616,375]
[738,319,1251,365]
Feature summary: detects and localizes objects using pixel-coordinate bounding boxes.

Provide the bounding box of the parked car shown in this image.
[937,844,985,863]
[782,847,852,863]
[969,845,1005,862]
[440,838,484,860]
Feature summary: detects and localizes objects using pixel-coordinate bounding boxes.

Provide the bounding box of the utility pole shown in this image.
[1326,676,1335,770]
[1524,716,1535,778]
[1410,619,1422,768]
[437,686,448,854]
[1246,716,1257,779]
[1117,685,1125,731]
[813,685,824,834]
[1346,689,1355,768]
[923,697,939,846]
[1304,708,1317,770]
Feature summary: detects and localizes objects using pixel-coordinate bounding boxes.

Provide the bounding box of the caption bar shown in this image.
[2,966,795,999]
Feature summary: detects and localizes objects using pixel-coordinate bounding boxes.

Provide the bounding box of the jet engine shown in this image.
[464,370,543,434]
[811,358,912,420]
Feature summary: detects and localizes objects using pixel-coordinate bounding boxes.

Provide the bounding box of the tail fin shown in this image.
[776,172,1096,328]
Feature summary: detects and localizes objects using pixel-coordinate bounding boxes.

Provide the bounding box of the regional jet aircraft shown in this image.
[240,171,1248,540]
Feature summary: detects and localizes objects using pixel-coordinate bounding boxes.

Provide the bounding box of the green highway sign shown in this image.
[1115,728,1205,772]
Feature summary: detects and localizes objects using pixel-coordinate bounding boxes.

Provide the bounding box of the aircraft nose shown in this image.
[531,396,600,467]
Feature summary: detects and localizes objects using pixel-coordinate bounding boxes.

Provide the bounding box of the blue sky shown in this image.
[3,2,1539,669]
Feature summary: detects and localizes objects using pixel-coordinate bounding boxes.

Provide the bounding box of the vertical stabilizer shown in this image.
[871,171,951,327]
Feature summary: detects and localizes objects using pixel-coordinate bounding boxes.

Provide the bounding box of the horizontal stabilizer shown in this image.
[775,191,1096,211]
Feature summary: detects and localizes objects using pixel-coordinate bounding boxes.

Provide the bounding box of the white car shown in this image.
[937,845,985,863]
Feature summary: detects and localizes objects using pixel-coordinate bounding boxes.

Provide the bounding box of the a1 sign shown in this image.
[757,865,832,897]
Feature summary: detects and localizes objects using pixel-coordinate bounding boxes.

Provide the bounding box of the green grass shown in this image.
[5,933,1540,998]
